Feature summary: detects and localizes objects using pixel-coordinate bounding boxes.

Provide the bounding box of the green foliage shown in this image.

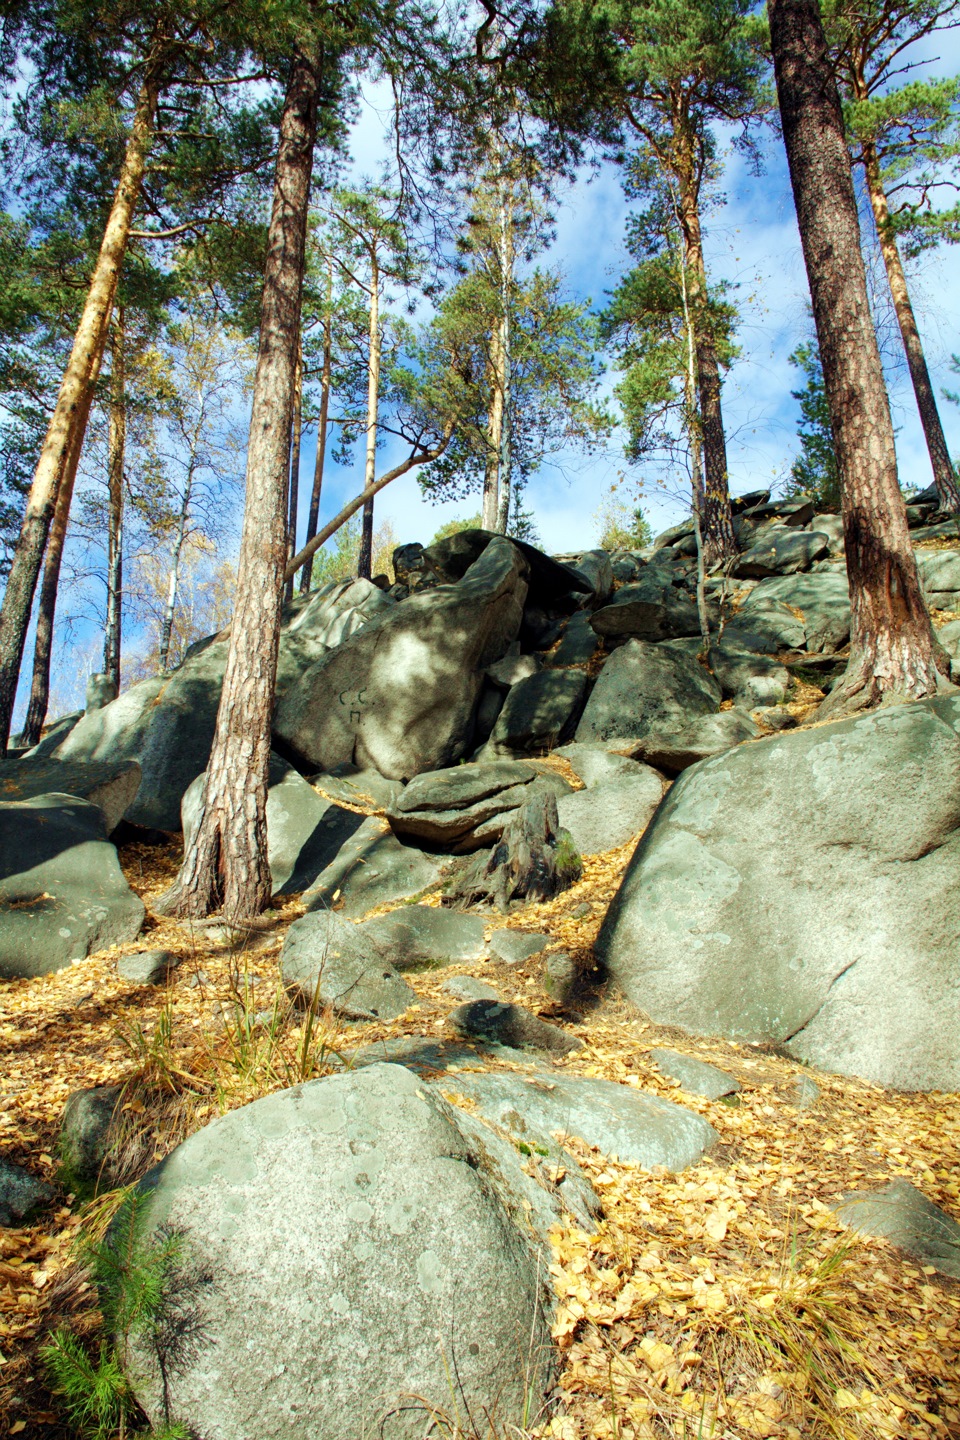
[786,341,841,511]
[431,513,483,543]
[596,495,652,549]
[43,1188,205,1438]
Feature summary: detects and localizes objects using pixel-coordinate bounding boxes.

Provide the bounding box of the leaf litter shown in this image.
[0,832,958,1439]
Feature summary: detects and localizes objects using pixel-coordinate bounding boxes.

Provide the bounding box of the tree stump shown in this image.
[450,792,582,912]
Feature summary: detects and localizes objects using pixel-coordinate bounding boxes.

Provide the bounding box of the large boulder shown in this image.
[182,755,362,896]
[0,757,141,834]
[482,669,588,756]
[303,816,443,917]
[358,906,486,969]
[50,582,395,832]
[281,910,415,1020]
[386,759,538,850]
[590,578,702,642]
[733,529,830,578]
[127,1065,553,1440]
[739,572,850,653]
[596,696,960,1091]
[274,538,529,780]
[557,772,663,854]
[419,527,588,607]
[575,639,721,746]
[0,795,144,979]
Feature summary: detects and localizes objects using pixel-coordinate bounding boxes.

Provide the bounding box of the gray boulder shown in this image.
[740,572,850,653]
[836,1180,960,1278]
[917,547,960,598]
[650,1049,740,1100]
[734,529,830,578]
[127,1065,554,1440]
[22,710,82,758]
[557,772,663,854]
[568,549,614,606]
[0,1158,52,1225]
[444,1069,718,1172]
[576,640,721,747]
[546,612,603,668]
[116,949,179,985]
[183,755,361,897]
[625,708,760,773]
[596,695,960,1090]
[60,1085,124,1189]
[442,976,500,1002]
[590,579,701,642]
[281,911,414,1020]
[555,743,657,789]
[722,599,806,654]
[483,669,587,756]
[0,795,144,979]
[274,538,528,780]
[86,672,118,710]
[0,757,141,835]
[303,816,443,918]
[387,759,537,850]
[488,929,552,964]
[359,906,486,970]
[450,999,582,1055]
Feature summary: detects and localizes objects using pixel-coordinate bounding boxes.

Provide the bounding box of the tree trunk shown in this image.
[450,792,582,911]
[678,181,737,566]
[158,490,190,672]
[357,249,380,580]
[156,49,321,921]
[19,453,75,747]
[300,259,333,594]
[0,59,160,751]
[103,313,126,692]
[482,324,503,530]
[862,141,960,514]
[284,342,303,602]
[769,0,946,714]
[494,182,513,536]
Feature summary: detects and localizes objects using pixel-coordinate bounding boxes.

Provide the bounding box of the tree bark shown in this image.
[103,313,126,692]
[769,0,946,714]
[494,180,514,535]
[862,141,960,514]
[678,179,737,566]
[482,321,503,530]
[299,260,333,594]
[357,248,380,580]
[156,49,321,921]
[450,793,582,911]
[284,342,303,602]
[158,487,191,672]
[0,57,161,751]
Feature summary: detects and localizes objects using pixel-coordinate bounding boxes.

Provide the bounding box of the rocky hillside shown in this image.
[1,494,959,1440]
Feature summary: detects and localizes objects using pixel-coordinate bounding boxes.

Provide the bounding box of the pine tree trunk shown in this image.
[0,60,160,751]
[19,456,74,747]
[495,185,513,536]
[357,249,380,580]
[300,264,332,594]
[284,343,303,602]
[862,142,960,514]
[769,0,946,713]
[156,49,320,921]
[103,313,126,692]
[679,183,737,566]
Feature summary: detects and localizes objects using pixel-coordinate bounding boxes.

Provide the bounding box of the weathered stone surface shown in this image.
[543,951,579,1004]
[650,1049,741,1100]
[485,651,541,687]
[281,911,414,1020]
[420,528,588,605]
[53,639,227,830]
[596,695,960,1090]
[23,710,82,758]
[917,547,960,596]
[128,1065,554,1440]
[484,669,588,756]
[303,816,443,918]
[60,1085,123,1188]
[590,581,701,642]
[791,1074,821,1107]
[722,600,807,654]
[443,1069,718,1172]
[274,539,529,780]
[836,1180,960,1278]
[387,759,537,850]
[546,612,603,668]
[740,572,850,653]
[557,772,663,854]
[183,756,360,897]
[625,709,760,773]
[734,529,830,578]
[116,949,179,985]
[0,1159,52,1225]
[488,929,552,964]
[311,767,403,810]
[450,999,583,1055]
[442,976,501,1001]
[576,640,721,747]
[556,743,656,789]
[0,795,144,979]
[358,906,486,970]
[0,757,141,835]
[568,549,614,606]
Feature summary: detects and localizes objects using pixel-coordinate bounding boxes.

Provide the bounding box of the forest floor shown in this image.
[1,809,959,1440]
